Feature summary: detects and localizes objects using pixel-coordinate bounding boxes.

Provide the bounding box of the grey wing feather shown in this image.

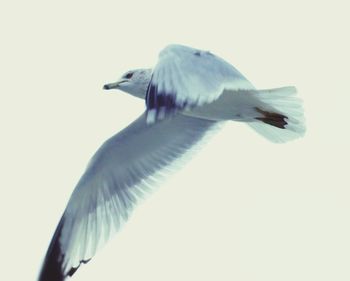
[38,112,220,281]
[146,44,254,123]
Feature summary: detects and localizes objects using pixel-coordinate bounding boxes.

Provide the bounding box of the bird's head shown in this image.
[103,68,152,99]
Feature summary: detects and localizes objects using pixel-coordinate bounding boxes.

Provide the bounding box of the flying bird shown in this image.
[38,44,305,281]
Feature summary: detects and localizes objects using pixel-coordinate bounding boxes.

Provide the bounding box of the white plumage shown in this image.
[38,44,305,281]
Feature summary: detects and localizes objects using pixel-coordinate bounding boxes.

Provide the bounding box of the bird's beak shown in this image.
[103,80,127,90]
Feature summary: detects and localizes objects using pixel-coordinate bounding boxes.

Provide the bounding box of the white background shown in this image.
[1,0,350,280]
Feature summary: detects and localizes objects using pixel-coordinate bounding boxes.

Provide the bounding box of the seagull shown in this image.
[38,44,305,281]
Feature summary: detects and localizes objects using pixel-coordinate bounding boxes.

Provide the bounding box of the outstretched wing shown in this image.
[38,113,219,281]
[146,44,254,123]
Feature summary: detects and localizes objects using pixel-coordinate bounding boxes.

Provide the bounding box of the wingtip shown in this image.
[38,219,66,281]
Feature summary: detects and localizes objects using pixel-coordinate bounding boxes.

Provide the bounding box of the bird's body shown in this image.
[38,44,305,281]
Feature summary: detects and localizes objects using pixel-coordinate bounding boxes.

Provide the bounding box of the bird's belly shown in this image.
[182,90,260,122]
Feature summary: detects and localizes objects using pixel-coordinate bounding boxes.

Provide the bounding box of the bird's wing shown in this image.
[146,44,254,123]
[38,112,220,281]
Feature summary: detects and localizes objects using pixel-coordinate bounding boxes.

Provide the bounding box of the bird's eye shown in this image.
[125,72,134,79]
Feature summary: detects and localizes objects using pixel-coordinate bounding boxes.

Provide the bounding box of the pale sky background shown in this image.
[1,0,350,280]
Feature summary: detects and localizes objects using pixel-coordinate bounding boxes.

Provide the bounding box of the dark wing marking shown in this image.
[38,219,65,281]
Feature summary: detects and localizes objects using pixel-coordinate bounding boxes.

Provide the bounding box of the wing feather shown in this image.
[145,44,254,123]
[38,112,220,281]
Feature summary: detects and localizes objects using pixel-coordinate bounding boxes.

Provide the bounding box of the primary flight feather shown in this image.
[38,44,305,281]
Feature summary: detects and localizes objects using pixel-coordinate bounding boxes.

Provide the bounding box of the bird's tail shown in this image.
[248,86,305,143]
